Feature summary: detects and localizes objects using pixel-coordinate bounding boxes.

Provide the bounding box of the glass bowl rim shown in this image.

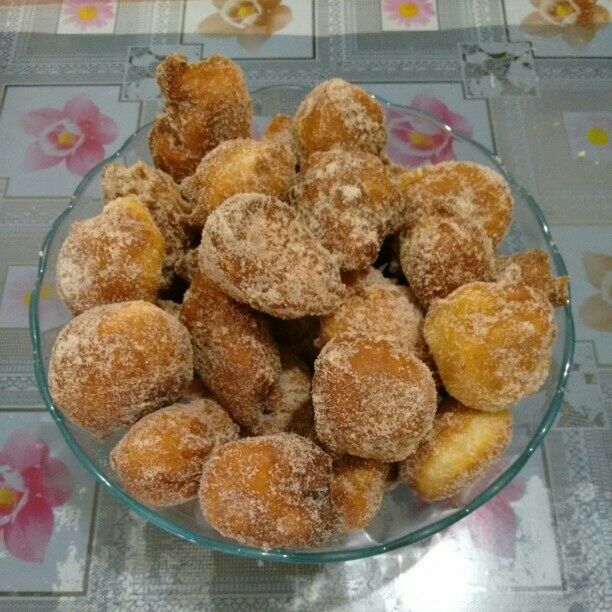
[29,84,575,564]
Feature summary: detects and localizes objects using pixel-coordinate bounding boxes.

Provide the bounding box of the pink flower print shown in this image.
[444,460,527,559]
[63,0,115,31]
[21,93,118,177]
[386,92,473,167]
[0,428,72,563]
[382,0,435,28]
[459,477,526,558]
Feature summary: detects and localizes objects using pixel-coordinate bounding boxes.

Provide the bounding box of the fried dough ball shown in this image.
[400,398,513,501]
[110,398,237,507]
[101,161,193,286]
[262,113,296,151]
[199,433,335,549]
[293,79,386,160]
[496,249,569,307]
[177,396,240,446]
[253,353,314,437]
[318,268,422,352]
[423,282,555,412]
[149,54,252,181]
[400,215,496,309]
[181,138,297,229]
[397,161,513,246]
[312,337,437,462]
[289,149,401,271]
[331,456,389,532]
[199,193,345,318]
[57,197,165,315]
[263,113,293,139]
[180,271,281,430]
[48,301,193,438]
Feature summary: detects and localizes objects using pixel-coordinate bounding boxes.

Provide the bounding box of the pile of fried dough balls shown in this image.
[49,54,569,550]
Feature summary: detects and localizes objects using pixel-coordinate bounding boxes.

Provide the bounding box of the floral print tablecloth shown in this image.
[0,1,610,610]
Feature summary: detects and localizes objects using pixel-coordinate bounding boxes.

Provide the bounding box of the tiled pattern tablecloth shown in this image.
[0,1,610,610]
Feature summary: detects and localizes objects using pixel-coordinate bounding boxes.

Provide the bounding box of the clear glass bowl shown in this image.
[29,85,575,564]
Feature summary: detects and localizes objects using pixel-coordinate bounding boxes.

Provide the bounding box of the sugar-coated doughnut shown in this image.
[149,54,252,181]
[396,161,513,246]
[199,193,346,318]
[48,301,193,438]
[331,455,389,532]
[318,268,422,352]
[57,197,165,315]
[110,398,238,507]
[289,149,401,271]
[423,282,555,411]
[177,395,240,447]
[101,161,193,286]
[400,215,496,309]
[180,271,281,430]
[400,398,513,501]
[293,78,386,160]
[253,352,314,437]
[496,249,569,307]
[261,113,296,153]
[180,138,296,229]
[199,433,335,549]
[313,336,437,462]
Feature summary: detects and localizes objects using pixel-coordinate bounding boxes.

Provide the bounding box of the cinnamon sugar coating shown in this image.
[289,149,401,271]
[317,268,422,353]
[48,301,193,438]
[423,282,555,411]
[199,433,336,549]
[293,78,386,160]
[331,455,389,532]
[400,398,513,501]
[396,161,513,246]
[181,138,296,229]
[180,271,281,431]
[149,54,252,181]
[199,193,346,318]
[101,161,193,286]
[313,336,437,462]
[110,398,238,507]
[57,197,165,315]
[400,215,496,309]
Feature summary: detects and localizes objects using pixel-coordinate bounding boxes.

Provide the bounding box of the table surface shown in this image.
[0,1,611,610]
